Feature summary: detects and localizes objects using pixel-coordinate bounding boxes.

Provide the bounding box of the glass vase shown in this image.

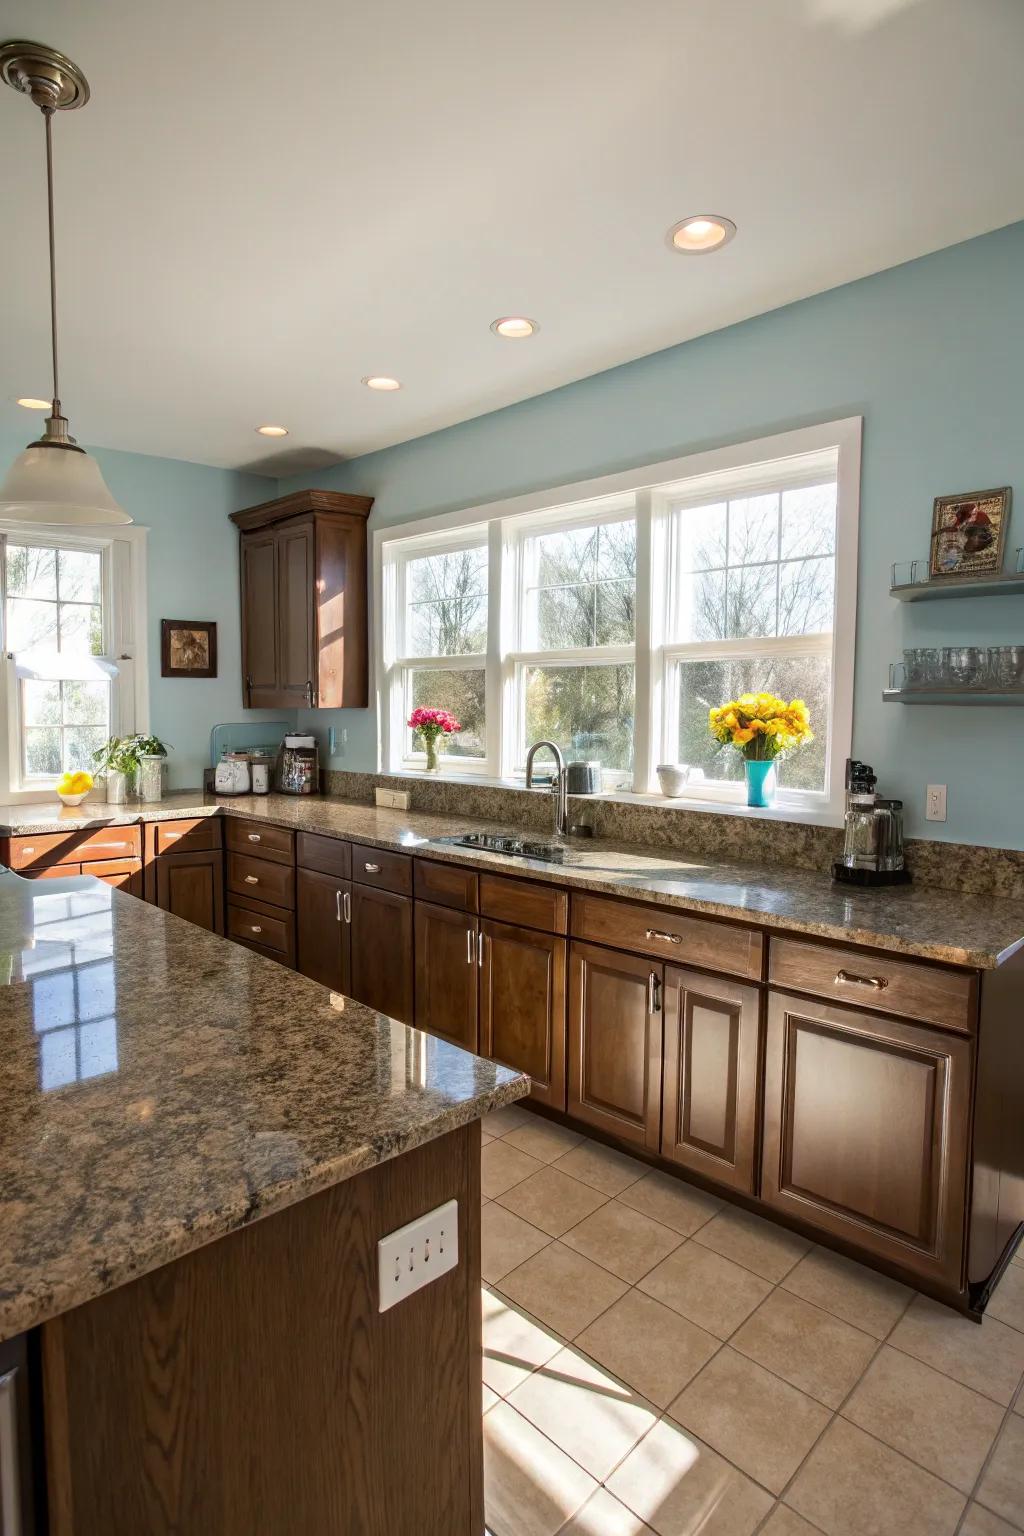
[137,755,164,802]
[744,758,777,808]
[424,735,442,774]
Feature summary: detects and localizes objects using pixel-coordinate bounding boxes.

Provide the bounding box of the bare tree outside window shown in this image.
[404,545,488,758]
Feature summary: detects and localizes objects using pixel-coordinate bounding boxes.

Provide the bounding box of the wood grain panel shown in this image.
[480,920,566,1109]
[661,966,761,1194]
[352,843,413,896]
[296,867,351,993]
[350,885,414,1022]
[296,831,351,880]
[315,513,369,709]
[571,891,763,980]
[568,941,663,1150]
[415,902,479,1052]
[762,990,971,1289]
[5,826,142,871]
[82,857,144,898]
[224,817,295,865]
[414,859,479,914]
[239,531,277,706]
[227,851,296,910]
[41,1123,482,1536]
[155,851,225,935]
[768,936,975,1034]
[226,893,295,964]
[150,818,221,857]
[479,873,567,934]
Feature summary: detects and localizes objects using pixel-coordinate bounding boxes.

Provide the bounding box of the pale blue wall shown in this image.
[0,432,275,790]
[284,221,1024,849]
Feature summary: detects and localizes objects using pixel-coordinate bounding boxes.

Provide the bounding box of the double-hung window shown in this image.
[0,526,147,800]
[377,418,859,819]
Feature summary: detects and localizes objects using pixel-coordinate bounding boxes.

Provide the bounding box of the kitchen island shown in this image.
[0,870,526,1534]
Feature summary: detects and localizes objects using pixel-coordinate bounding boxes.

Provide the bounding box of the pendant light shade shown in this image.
[0,440,131,525]
[1,39,131,526]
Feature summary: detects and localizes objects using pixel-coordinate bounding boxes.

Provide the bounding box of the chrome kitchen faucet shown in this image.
[525,739,568,837]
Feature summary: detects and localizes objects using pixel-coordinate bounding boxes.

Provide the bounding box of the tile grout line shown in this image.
[950,1372,1024,1536]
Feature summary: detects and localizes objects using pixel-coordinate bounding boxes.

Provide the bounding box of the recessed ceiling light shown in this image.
[362,376,402,391]
[490,316,539,339]
[256,424,289,437]
[16,397,51,409]
[667,216,736,254]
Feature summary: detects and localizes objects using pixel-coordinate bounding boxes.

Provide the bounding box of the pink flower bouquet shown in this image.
[407,706,462,771]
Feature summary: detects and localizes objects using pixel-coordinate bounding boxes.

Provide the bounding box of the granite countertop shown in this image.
[0,872,526,1342]
[2,792,1020,969]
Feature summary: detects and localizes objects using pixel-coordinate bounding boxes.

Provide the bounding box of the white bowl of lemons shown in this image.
[56,770,94,806]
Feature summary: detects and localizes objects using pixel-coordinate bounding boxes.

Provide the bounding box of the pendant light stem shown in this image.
[43,105,60,411]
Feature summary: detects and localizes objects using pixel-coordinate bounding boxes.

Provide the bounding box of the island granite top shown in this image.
[0,872,526,1343]
[0,792,1021,969]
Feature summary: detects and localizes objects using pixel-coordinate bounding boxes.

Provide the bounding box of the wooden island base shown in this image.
[40,1122,482,1536]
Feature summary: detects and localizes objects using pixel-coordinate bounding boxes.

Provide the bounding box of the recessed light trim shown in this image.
[490,316,539,339]
[256,424,289,437]
[666,215,736,254]
[362,376,402,391]
[16,397,51,409]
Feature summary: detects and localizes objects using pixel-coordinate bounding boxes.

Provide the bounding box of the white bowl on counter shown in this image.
[656,763,691,798]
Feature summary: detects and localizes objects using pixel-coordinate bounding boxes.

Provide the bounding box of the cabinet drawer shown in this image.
[228,851,296,910]
[768,937,975,1035]
[571,891,763,980]
[83,857,143,897]
[7,825,142,870]
[480,873,567,934]
[352,843,412,895]
[414,859,479,913]
[227,896,294,960]
[151,818,221,855]
[225,817,295,865]
[297,831,351,880]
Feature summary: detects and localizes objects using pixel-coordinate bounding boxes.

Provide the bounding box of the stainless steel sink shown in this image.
[435,832,567,864]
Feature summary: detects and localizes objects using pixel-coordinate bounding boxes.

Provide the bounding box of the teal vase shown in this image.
[745,759,777,808]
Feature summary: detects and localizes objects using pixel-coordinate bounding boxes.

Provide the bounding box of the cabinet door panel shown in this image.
[350,885,414,1024]
[82,857,144,899]
[296,868,351,994]
[568,942,662,1150]
[481,921,566,1109]
[662,967,761,1193]
[241,531,278,705]
[414,901,479,1053]
[276,522,316,704]
[155,850,225,934]
[762,990,971,1288]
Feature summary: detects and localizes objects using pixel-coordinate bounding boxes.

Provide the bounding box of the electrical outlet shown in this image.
[378,1199,458,1312]
[375,787,411,810]
[926,784,947,822]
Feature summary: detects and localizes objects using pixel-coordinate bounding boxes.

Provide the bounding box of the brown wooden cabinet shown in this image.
[568,941,663,1150]
[661,966,761,1194]
[297,866,352,993]
[231,489,374,710]
[415,901,479,1052]
[481,919,566,1109]
[350,883,414,1024]
[761,990,972,1289]
[155,850,225,935]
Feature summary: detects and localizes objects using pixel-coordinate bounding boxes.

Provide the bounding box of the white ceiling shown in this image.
[1,0,1023,477]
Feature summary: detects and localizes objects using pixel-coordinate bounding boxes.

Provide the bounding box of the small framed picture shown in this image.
[161,619,217,678]
[929,487,1011,579]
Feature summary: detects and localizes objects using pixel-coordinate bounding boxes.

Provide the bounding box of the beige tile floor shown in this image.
[480,1104,1024,1536]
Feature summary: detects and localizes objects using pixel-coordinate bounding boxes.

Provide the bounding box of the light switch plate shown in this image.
[926,784,947,822]
[378,1199,458,1312]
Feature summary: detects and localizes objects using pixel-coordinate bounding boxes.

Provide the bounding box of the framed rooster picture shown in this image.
[929,487,1011,578]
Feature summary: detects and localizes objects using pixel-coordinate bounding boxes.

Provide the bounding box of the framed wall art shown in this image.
[929,487,1011,579]
[161,619,217,678]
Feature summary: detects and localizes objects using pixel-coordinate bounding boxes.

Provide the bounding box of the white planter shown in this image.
[105,770,128,805]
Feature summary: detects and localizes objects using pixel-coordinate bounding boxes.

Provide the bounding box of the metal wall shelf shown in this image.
[890,551,1024,601]
[883,688,1024,706]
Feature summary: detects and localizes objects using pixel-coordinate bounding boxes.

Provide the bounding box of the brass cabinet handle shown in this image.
[834,968,889,991]
[247,833,261,843]
[0,1366,24,1535]
[645,928,682,945]
[250,925,262,935]
[244,874,259,885]
[364,862,380,874]
[647,972,662,1013]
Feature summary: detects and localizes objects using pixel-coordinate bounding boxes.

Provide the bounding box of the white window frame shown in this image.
[375,418,861,823]
[0,521,149,803]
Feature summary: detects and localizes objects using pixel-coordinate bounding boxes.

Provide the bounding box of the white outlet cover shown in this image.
[378,1199,459,1312]
[926,784,947,822]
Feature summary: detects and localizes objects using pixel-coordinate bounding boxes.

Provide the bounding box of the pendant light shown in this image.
[0,40,130,525]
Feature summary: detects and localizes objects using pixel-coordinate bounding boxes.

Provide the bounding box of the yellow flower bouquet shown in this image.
[708,693,813,806]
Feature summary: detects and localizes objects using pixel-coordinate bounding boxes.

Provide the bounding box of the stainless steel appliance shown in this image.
[833,758,910,886]
[276,735,320,795]
[565,761,602,795]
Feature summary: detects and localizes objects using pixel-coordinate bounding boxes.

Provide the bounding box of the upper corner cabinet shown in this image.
[231,489,374,710]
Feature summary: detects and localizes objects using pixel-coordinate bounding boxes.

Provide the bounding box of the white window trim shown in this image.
[0,520,149,804]
[374,418,861,822]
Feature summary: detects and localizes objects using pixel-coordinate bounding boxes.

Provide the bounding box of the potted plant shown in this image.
[708,693,813,807]
[407,707,462,773]
[93,733,171,804]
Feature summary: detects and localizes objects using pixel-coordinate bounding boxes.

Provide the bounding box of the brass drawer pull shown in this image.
[364,862,381,874]
[244,874,259,884]
[646,928,682,945]
[247,833,261,843]
[834,968,889,991]
[250,924,262,935]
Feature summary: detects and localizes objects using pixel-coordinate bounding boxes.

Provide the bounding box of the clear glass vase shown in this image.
[424,735,442,773]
